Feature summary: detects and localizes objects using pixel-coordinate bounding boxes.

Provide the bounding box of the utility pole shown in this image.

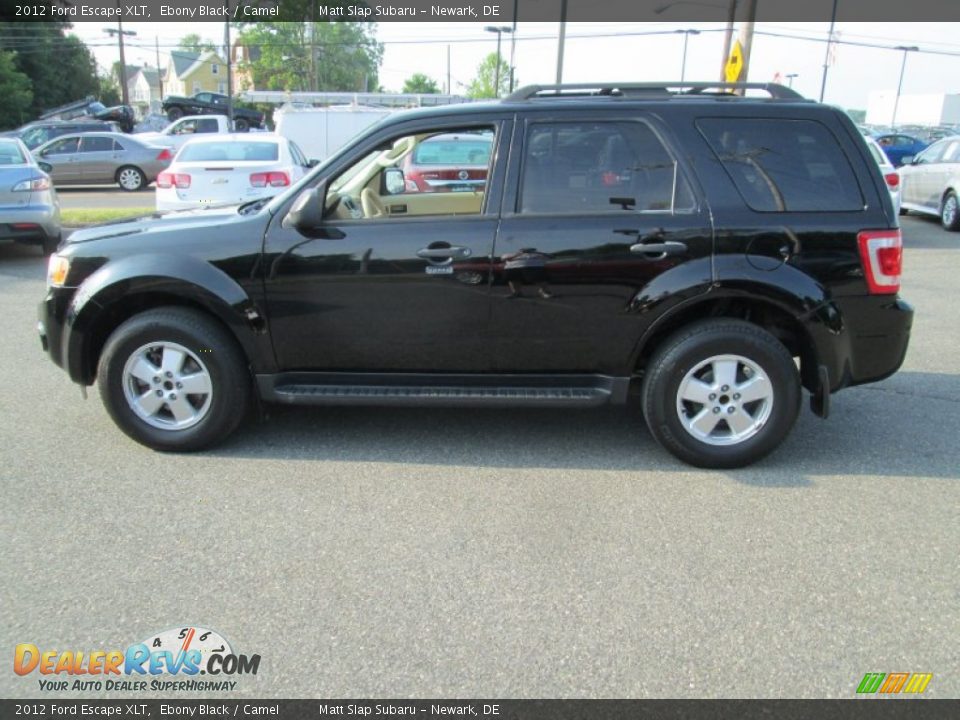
[446,44,451,95]
[678,29,701,82]
[508,0,518,93]
[155,36,163,101]
[819,0,838,102]
[556,0,568,85]
[739,0,758,84]
[104,18,135,107]
[223,0,233,129]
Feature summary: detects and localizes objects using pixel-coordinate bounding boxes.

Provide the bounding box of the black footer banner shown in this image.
[2,700,959,720]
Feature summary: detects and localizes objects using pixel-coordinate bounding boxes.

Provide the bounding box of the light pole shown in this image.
[819,0,838,101]
[104,22,136,107]
[676,29,701,81]
[891,45,918,128]
[786,73,798,88]
[485,25,512,97]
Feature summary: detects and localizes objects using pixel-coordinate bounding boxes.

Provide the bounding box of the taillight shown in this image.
[884,172,900,189]
[249,171,289,188]
[156,172,191,189]
[156,148,173,162]
[857,229,902,295]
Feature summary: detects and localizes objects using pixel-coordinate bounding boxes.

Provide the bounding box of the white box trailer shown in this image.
[274,105,392,163]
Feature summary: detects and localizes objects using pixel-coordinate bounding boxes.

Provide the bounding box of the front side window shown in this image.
[43,137,79,155]
[323,125,496,220]
[519,121,693,214]
[698,118,864,212]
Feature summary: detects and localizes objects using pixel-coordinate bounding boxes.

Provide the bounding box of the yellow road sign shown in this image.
[725,40,744,83]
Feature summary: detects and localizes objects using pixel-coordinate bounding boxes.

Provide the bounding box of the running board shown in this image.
[256,373,630,408]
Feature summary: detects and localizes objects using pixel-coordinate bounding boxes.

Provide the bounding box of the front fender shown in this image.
[63,253,269,384]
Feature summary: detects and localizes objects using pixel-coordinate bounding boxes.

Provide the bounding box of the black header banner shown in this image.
[1,699,959,720]
[5,0,960,23]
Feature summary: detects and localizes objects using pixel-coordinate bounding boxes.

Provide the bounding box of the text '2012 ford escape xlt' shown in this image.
[38,82,913,468]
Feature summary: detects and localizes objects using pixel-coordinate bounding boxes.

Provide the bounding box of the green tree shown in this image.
[235,20,382,92]
[402,73,440,94]
[0,22,100,118]
[0,51,33,129]
[178,34,217,54]
[466,53,513,99]
[98,73,122,107]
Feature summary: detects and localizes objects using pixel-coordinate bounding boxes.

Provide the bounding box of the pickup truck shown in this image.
[161,92,264,131]
[134,115,235,152]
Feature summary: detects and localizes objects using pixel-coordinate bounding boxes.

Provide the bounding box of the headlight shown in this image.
[13,176,51,192]
[47,254,70,287]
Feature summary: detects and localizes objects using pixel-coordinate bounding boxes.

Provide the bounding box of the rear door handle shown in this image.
[417,246,472,260]
[630,240,687,257]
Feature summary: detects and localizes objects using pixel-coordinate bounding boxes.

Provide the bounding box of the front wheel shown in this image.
[642,320,801,468]
[97,308,251,451]
[941,190,960,231]
[116,165,146,191]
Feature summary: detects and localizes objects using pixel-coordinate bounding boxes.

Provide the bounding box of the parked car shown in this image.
[898,135,960,230]
[2,120,120,150]
[38,81,912,468]
[135,115,235,153]
[398,131,492,192]
[874,133,929,167]
[162,92,264,131]
[32,132,171,191]
[155,135,311,211]
[0,137,60,254]
[865,136,901,215]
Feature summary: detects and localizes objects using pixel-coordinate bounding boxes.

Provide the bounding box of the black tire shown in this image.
[166,106,184,121]
[941,190,960,231]
[234,118,249,132]
[642,319,801,468]
[116,165,146,192]
[42,233,60,256]
[97,307,250,451]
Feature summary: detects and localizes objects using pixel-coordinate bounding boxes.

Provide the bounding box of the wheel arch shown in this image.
[64,255,270,385]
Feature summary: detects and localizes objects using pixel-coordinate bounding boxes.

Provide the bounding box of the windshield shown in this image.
[21,126,52,149]
[0,141,26,164]
[329,150,380,193]
[413,137,491,166]
[177,141,279,163]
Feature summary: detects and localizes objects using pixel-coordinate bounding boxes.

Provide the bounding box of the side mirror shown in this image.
[307,158,320,168]
[38,162,52,173]
[283,184,327,233]
[903,155,916,165]
[383,167,405,196]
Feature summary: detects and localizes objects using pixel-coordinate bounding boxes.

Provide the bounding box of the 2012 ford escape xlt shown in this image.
[38,82,913,468]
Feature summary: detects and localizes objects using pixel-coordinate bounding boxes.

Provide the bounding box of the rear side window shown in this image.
[519,121,694,214]
[80,136,114,152]
[697,118,864,212]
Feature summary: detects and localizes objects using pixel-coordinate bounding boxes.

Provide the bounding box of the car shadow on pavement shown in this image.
[0,243,48,279]
[208,370,960,485]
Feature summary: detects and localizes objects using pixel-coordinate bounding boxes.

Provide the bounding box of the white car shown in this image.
[864,135,901,215]
[156,134,312,211]
[898,135,960,230]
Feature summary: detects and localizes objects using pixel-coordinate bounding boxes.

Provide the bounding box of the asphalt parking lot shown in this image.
[1,214,957,699]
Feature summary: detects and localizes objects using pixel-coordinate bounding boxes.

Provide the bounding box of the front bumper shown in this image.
[37,286,74,372]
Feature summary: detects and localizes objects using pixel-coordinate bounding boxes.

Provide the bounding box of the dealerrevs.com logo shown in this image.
[14,626,261,692]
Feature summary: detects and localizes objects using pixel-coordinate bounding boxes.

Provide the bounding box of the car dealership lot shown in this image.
[1,215,957,699]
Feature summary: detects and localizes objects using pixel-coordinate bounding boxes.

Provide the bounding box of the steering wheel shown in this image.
[361,188,387,218]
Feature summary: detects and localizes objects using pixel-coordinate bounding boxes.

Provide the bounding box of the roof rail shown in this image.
[504,82,805,102]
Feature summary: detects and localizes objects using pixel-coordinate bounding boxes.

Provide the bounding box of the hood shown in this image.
[65,202,262,245]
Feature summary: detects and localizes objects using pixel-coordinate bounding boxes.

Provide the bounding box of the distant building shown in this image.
[128,67,162,117]
[867,91,960,126]
[232,42,261,92]
[164,50,229,97]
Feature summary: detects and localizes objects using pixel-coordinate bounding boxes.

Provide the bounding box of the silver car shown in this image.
[899,136,960,231]
[32,132,171,192]
[0,137,61,255]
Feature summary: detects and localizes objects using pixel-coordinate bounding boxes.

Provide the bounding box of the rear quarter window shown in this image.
[697,118,864,212]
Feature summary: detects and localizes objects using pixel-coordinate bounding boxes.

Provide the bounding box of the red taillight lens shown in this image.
[249,171,289,188]
[884,172,900,189]
[156,148,173,162]
[157,172,190,189]
[857,229,902,294]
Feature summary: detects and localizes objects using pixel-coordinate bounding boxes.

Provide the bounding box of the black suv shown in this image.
[38,82,913,468]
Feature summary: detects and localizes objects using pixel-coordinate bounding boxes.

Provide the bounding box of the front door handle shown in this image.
[417,246,472,260]
[630,240,687,257]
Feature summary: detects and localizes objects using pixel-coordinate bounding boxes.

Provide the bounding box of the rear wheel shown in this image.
[97,308,250,451]
[642,319,801,468]
[234,117,249,132]
[167,106,184,121]
[116,166,146,191]
[941,190,960,231]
